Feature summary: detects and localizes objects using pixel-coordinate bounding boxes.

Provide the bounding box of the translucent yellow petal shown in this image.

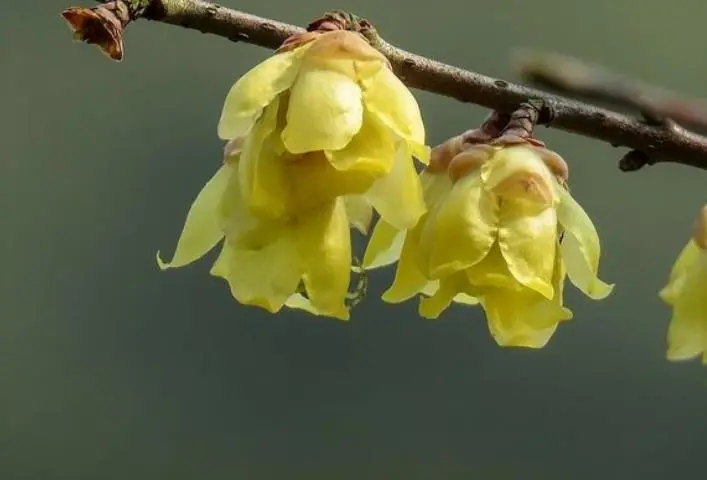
[324,108,396,175]
[361,171,454,271]
[217,46,308,140]
[296,198,351,320]
[666,252,707,362]
[360,65,427,162]
[453,293,480,306]
[419,273,470,319]
[238,98,289,218]
[420,170,453,208]
[556,186,614,299]
[219,163,267,241]
[481,146,557,206]
[498,200,557,299]
[344,195,373,234]
[288,153,375,212]
[210,235,303,313]
[285,293,322,316]
[382,220,432,303]
[659,241,700,305]
[481,256,573,349]
[157,165,230,270]
[362,219,405,269]
[424,172,498,278]
[282,68,363,154]
[364,143,426,230]
[465,244,520,291]
[483,294,562,348]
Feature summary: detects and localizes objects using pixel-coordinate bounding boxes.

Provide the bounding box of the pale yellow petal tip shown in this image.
[495,335,553,350]
[658,285,675,305]
[586,279,615,300]
[413,143,432,165]
[156,250,171,271]
[418,298,443,319]
[666,348,705,364]
[692,204,707,249]
[381,287,413,305]
[285,294,350,321]
[453,293,480,306]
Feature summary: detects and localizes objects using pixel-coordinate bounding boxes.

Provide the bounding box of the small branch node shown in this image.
[619,150,654,172]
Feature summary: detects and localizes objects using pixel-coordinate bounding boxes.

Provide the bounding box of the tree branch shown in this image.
[61,0,707,171]
[514,49,707,135]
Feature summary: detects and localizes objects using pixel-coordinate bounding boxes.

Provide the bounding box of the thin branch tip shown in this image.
[516,48,707,135]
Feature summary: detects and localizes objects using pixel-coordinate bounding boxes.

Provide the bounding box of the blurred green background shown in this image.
[2,0,707,478]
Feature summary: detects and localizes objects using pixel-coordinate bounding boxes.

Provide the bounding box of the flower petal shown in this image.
[659,240,700,305]
[324,108,397,175]
[665,252,707,362]
[157,165,230,270]
[285,293,322,316]
[238,97,289,218]
[282,68,363,154]
[210,235,303,313]
[365,143,426,230]
[217,47,307,140]
[465,244,521,291]
[362,219,405,269]
[481,254,573,349]
[481,146,557,206]
[344,195,373,234]
[498,200,557,299]
[421,170,453,208]
[360,65,427,162]
[556,186,614,299]
[288,153,375,212]
[382,220,434,303]
[424,171,498,278]
[419,273,470,319]
[296,198,352,320]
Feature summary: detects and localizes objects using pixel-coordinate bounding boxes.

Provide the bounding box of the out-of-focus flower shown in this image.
[217,28,428,232]
[660,205,707,364]
[364,141,613,348]
[157,154,354,320]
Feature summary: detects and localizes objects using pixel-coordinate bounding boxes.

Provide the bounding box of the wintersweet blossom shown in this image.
[364,141,613,348]
[157,27,429,319]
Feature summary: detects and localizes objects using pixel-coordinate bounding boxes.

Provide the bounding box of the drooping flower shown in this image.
[217,28,428,232]
[660,205,707,364]
[157,20,430,320]
[364,141,614,348]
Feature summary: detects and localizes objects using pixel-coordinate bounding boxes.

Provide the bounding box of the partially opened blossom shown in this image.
[660,205,707,364]
[364,140,614,348]
[217,27,428,232]
[156,18,430,320]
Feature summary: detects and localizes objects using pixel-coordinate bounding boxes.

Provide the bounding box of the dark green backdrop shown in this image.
[2,0,706,478]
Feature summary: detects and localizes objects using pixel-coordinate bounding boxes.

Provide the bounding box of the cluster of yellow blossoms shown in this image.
[157,27,706,359]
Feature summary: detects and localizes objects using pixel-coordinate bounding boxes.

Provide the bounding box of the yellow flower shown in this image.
[364,143,614,348]
[157,156,353,320]
[156,28,431,320]
[660,205,707,364]
[217,29,428,232]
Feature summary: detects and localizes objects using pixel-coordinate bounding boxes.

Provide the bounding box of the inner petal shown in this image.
[282,68,363,154]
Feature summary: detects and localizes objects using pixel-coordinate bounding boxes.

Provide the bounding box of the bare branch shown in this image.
[515,49,707,134]
[61,0,707,171]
